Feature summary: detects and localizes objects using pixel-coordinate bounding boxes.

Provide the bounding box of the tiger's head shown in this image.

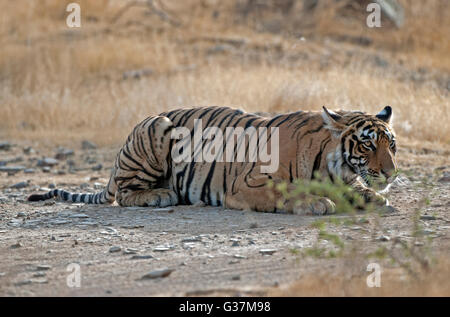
[322,106,398,191]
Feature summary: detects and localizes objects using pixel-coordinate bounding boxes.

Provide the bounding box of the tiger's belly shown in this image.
[170,162,226,207]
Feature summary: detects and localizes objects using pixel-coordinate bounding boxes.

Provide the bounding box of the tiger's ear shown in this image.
[322,106,346,137]
[376,106,393,124]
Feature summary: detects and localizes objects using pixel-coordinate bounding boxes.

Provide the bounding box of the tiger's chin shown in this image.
[361,174,394,194]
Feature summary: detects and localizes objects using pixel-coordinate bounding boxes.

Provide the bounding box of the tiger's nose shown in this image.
[381,168,397,182]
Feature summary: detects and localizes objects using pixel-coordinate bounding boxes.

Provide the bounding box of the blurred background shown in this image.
[0,0,449,146]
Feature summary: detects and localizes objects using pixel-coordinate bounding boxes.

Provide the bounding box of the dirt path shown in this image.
[0,141,449,296]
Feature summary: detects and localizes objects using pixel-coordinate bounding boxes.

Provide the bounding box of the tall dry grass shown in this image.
[0,0,449,147]
[271,256,450,296]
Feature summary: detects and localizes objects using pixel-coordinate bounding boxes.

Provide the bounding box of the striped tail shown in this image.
[28,189,114,204]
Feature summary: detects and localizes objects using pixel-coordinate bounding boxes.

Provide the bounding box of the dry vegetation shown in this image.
[0,0,449,147]
[271,257,450,296]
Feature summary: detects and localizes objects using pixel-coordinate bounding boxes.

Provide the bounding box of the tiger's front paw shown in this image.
[363,190,388,206]
[293,197,336,216]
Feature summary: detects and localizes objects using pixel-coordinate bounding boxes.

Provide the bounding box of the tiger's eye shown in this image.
[364,141,372,147]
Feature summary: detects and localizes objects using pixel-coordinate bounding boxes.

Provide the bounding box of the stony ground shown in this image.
[0,140,449,296]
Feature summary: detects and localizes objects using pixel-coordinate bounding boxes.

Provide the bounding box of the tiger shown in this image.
[28,105,398,215]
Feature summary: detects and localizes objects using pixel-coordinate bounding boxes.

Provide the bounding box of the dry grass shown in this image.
[0,0,449,147]
[271,257,450,296]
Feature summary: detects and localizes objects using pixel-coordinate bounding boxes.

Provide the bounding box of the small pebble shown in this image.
[123,248,138,255]
[37,157,59,167]
[131,255,153,260]
[14,280,32,286]
[36,265,52,271]
[259,249,277,255]
[109,246,122,253]
[92,164,102,171]
[33,272,46,277]
[140,268,173,280]
[420,215,436,221]
[153,247,171,252]
[10,181,29,189]
[377,235,391,242]
[181,236,202,243]
[153,207,174,213]
[82,140,97,150]
[231,275,241,281]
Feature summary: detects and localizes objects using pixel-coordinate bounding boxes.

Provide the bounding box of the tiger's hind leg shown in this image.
[116,188,178,207]
[113,115,179,207]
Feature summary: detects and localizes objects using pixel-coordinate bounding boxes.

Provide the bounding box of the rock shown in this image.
[420,215,437,221]
[259,249,277,255]
[120,225,144,229]
[377,235,391,242]
[231,275,241,281]
[10,181,29,189]
[233,254,247,259]
[55,148,74,160]
[69,213,89,219]
[0,166,26,173]
[153,247,171,252]
[153,207,174,213]
[0,142,11,151]
[438,176,450,183]
[14,280,32,286]
[123,248,138,255]
[24,168,35,174]
[10,242,22,249]
[109,246,122,253]
[140,268,173,280]
[31,278,48,284]
[131,255,153,260]
[36,265,52,271]
[181,236,202,243]
[249,222,258,229]
[42,167,51,173]
[17,212,26,217]
[37,157,59,167]
[85,157,97,164]
[82,140,97,150]
[93,182,103,189]
[23,146,35,155]
[421,229,435,235]
[80,183,90,189]
[231,241,240,247]
[92,164,102,171]
[50,219,71,225]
